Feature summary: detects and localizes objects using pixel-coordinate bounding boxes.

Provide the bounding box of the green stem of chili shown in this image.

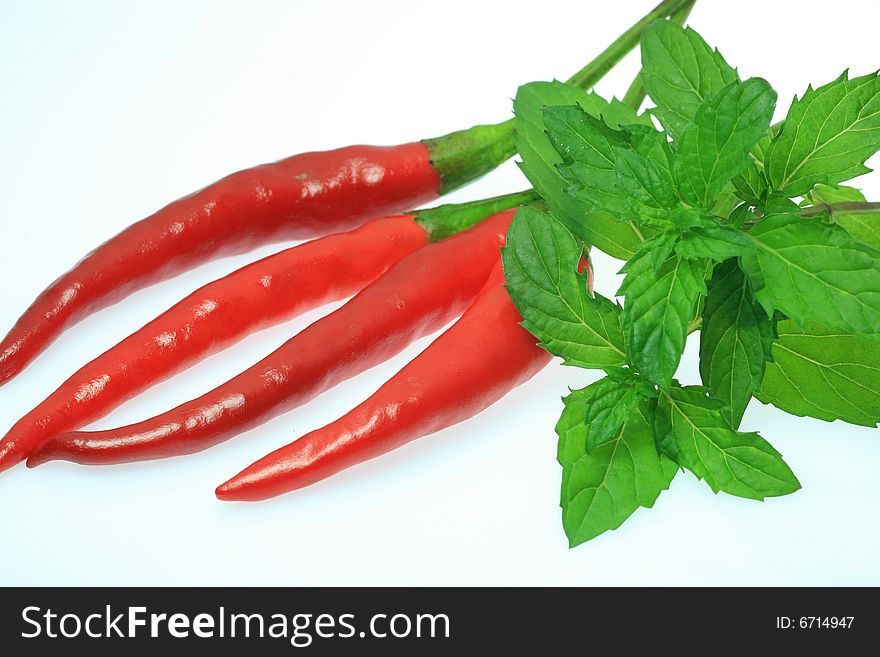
[413,189,538,242]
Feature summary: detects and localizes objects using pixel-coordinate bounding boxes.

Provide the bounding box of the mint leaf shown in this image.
[546,105,678,229]
[758,320,880,427]
[699,260,773,426]
[805,183,865,204]
[619,247,707,385]
[640,21,739,139]
[667,206,707,230]
[582,368,654,452]
[712,189,745,218]
[558,393,677,546]
[656,385,801,500]
[732,161,769,204]
[513,82,600,242]
[650,230,678,273]
[557,386,589,502]
[674,222,757,262]
[765,71,880,197]
[741,212,880,341]
[545,105,631,219]
[762,194,801,214]
[513,82,650,259]
[540,100,685,255]
[728,201,758,229]
[806,184,880,250]
[672,78,777,209]
[615,148,677,225]
[751,129,776,170]
[502,207,627,368]
[582,95,655,131]
[627,123,676,183]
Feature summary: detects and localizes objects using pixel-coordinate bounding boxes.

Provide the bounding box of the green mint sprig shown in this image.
[504,19,880,546]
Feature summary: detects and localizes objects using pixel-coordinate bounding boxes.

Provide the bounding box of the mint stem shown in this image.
[801,201,880,218]
[566,0,694,89]
[621,75,647,110]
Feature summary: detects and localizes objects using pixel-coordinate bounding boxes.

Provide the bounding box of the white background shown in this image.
[1,0,878,586]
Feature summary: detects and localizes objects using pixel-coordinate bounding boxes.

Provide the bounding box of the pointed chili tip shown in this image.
[215,464,278,502]
[215,476,247,501]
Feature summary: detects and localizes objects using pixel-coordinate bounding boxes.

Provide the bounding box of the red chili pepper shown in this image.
[27,208,523,468]
[1,191,532,473]
[0,123,516,387]
[214,260,555,501]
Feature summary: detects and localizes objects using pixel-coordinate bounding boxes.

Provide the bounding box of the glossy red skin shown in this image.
[215,261,553,502]
[28,210,515,467]
[0,216,427,473]
[0,142,439,386]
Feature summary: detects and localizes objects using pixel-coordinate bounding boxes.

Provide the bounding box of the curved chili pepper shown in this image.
[0,124,515,387]
[28,208,522,468]
[1,192,532,473]
[214,260,557,501]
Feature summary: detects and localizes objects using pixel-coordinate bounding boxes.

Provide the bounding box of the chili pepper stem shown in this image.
[414,189,538,242]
